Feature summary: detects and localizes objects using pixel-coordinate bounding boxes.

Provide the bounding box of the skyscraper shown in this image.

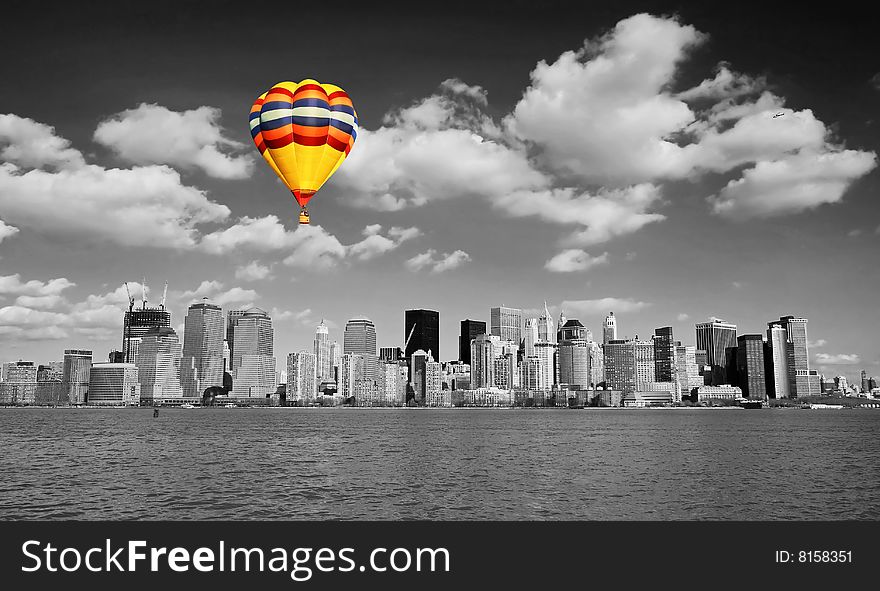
[230,308,275,399]
[471,333,502,389]
[603,312,617,344]
[490,306,522,347]
[405,309,439,363]
[458,319,486,364]
[634,339,656,390]
[534,341,557,388]
[314,319,331,383]
[344,317,378,381]
[695,318,737,380]
[425,351,442,406]
[604,339,635,392]
[287,350,317,404]
[0,361,37,405]
[62,349,92,405]
[226,309,247,366]
[674,344,702,401]
[339,353,366,401]
[136,327,182,404]
[329,340,341,384]
[766,322,791,398]
[537,301,555,344]
[559,319,588,342]
[736,335,767,400]
[523,317,539,358]
[410,349,429,404]
[181,298,224,398]
[123,303,171,364]
[653,327,675,382]
[557,340,591,389]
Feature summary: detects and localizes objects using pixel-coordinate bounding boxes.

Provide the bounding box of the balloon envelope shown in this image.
[249,79,358,218]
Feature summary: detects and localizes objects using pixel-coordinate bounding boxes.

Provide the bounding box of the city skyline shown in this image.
[1,2,878,387]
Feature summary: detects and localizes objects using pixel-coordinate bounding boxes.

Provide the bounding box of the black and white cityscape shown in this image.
[1,2,878,523]
[1,296,879,409]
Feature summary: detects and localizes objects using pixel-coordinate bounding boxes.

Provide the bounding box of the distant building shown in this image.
[62,350,92,405]
[633,338,655,390]
[136,327,182,403]
[471,333,502,389]
[696,385,742,402]
[557,339,591,389]
[459,319,486,364]
[674,344,702,402]
[181,298,224,398]
[0,361,37,405]
[339,353,366,401]
[537,301,555,344]
[490,306,522,348]
[603,312,617,345]
[329,341,341,384]
[604,339,635,392]
[87,363,140,406]
[653,327,675,382]
[287,350,317,404]
[229,308,275,399]
[523,317,539,358]
[558,319,588,342]
[425,352,442,405]
[695,317,737,383]
[405,309,439,364]
[123,304,171,364]
[379,347,403,363]
[766,322,790,398]
[736,335,768,400]
[314,319,331,383]
[344,317,378,381]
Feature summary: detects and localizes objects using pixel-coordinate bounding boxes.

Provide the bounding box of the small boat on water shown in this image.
[807,403,844,409]
[739,400,764,409]
[224,403,236,408]
[180,403,195,409]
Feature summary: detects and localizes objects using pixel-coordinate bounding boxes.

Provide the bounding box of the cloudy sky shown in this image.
[1,1,877,383]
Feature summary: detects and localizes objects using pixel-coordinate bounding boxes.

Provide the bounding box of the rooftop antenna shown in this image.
[123,282,135,363]
[160,280,168,310]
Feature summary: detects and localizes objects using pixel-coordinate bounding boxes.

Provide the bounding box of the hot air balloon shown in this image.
[249,79,358,224]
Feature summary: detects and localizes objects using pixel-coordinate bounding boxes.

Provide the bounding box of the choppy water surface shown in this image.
[1,407,878,520]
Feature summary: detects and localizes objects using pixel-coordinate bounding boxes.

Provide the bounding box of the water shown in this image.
[1,407,878,520]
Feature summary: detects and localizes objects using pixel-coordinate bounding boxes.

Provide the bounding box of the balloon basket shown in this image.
[298,210,310,224]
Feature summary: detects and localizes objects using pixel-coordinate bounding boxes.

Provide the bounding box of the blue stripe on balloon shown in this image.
[329,104,355,115]
[329,119,354,135]
[258,116,293,130]
[292,116,330,127]
[261,100,294,111]
[293,98,330,109]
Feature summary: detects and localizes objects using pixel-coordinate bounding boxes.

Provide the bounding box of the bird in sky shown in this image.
[772,112,785,118]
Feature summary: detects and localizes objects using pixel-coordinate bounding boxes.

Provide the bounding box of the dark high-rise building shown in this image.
[860,369,869,393]
[653,326,675,382]
[695,318,737,384]
[123,306,171,363]
[380,347,403,363]
[736,335,767,400]
[459,319,486,364]
[558,319,587,342]
[405,309,439,363]
[343,317,378,381]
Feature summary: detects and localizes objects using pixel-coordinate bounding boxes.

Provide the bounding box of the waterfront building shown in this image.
[314,319,331,383]
[653,327,675,382]
[520,356,549,391]
[181,298,224,398]
[695,385,742,402]
[339,353,366,401]
[426,352,442,403]
[622,390,674,407]
[229,308,275,399]
[136,327,183,403]
[329,340,341,384]
[62,349,91,405]
[490,306,522,347]
[87,363,140,406]
[674,344,702,402]
[603,312,617,344]
[604,339,635,392]
[634,338,655,390]
[36,361,63,382]
[777,315,820,398]
[559,319,588,342]
[344,317,378,381]
[695,318,737,382]
[287,350,317,404]
[405,309,439,363]
[471,333,502,389]
[409,349,429,404]
[458,319,486,364]
[523,317,539,358]
[557,339,591,389]
[736,335,768,400]
[589,341,604,386]
[766,322,790,398]
[0,361,37,405]
[534,342,556,387]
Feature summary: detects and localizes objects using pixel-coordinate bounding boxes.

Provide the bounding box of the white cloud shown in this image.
[234,261,274,282]
[676,64,764,102]
[815,353,861,365]
[93,103,253,179]
[677,313,690,321]
[405,249,471,273]
[177,280,258,308]
[348,225,421,260]
[0,219,19,244]
[848,229,862,237]
[493,184,665,246]
[0,114,85,169]
[709,149,877,220]
[560,298,652,319]
[808,339,827,349]
[545,250,609,273]
[13,295,66,309]
[506,13,704,184]
[0,274,75,297]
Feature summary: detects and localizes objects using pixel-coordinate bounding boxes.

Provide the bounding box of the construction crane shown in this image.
[123,282,135,363]
[403,322,416,359]
[160,280,168,310]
